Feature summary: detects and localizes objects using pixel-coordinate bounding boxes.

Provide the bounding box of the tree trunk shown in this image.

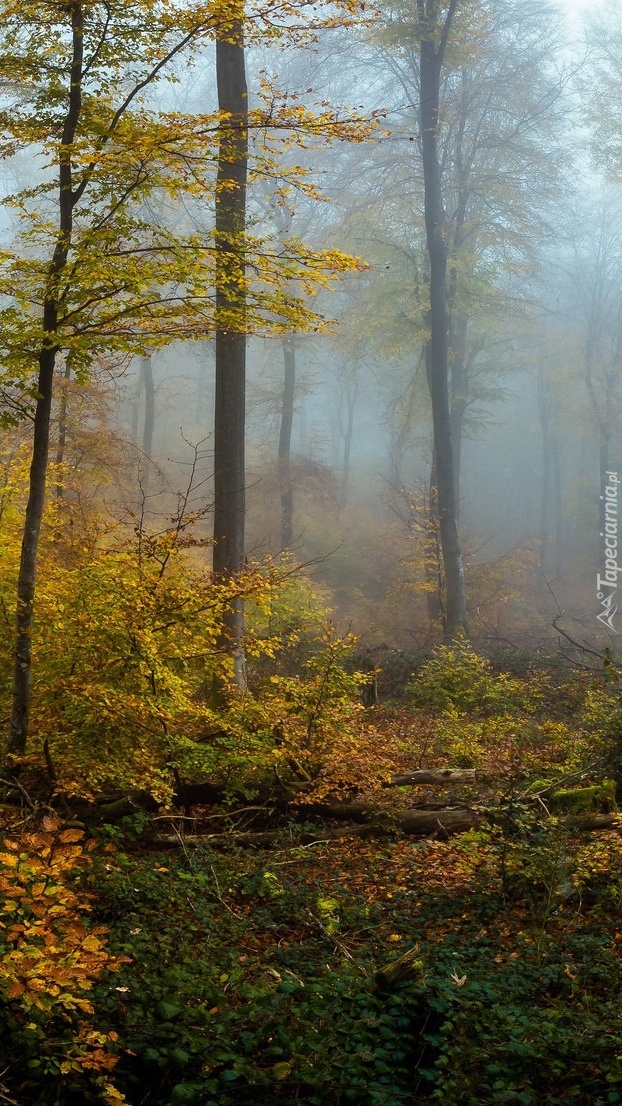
[212,14,248,690]
[9,349,57,758]
[130,359,142,446]
[384,768,478,786]
[278,333,296,549]
[552,438,562,577]
[418,0,466,638]
[140,353,155,494]
[538,362,553,575]
[141,354,155,460]
[55,357,72,500]
[425,444,445,626]
[449,312,468,514]
[7,3,83,761]
[338,369,357,510]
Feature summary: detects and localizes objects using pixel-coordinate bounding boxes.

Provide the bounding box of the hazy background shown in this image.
[92,0,622,655]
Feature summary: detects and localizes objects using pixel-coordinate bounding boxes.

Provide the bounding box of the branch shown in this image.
[437,0,460,68]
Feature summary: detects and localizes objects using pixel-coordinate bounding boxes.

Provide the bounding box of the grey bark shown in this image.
[338,370,357,510]
[212,20,248,689]
[278,333,296,549]
[141,354,155,461]
[140,353,155,494]
[418,0,467,637]
[55,358,72,500]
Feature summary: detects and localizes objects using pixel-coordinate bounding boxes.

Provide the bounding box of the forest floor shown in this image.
[4,655,622,1105]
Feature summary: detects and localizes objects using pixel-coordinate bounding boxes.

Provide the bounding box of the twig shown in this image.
[305,908,365,974]
[0,777,37,810]
[552,617,604,662]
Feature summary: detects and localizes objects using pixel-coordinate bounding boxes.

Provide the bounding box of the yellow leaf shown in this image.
[82,935,103,952]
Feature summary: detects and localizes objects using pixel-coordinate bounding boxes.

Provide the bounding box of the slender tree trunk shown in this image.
[418,0,466,638]
[9,349,58,758]
[131,359,143,446]
[338,371,357,510]
[426,450,445,626]
[55,357,72,500]
[449,312,468,514]
[212,12,248,689]
[140,353,155,494]
[141,355,155,461]
[278,333,296,549]
[538,363,553,575]
[552,440,562,577]
[8,2,83,759]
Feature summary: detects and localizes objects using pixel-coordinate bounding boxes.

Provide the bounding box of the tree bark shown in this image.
[8,3,83,761]
[383,768,478,787]
[278,333,296,549]
[426,445,445,626]
[141,354,155,461]
[418,0,466,638]
[449,312,468,512]
[55,357,72,500]
[140,353,155,494]
[338,369,357,510]
[212,14,248,689]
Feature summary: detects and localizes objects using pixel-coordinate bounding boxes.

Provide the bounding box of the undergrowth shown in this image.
[2,647,622,1104]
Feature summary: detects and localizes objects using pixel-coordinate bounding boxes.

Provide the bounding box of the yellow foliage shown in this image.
[0,813,126,1096]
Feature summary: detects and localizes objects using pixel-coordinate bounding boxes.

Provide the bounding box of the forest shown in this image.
[2,0,622,1103]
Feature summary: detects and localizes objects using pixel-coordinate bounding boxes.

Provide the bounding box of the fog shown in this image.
[19,0,622,653]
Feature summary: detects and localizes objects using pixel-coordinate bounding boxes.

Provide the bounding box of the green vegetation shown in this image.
[2,611,622,1104]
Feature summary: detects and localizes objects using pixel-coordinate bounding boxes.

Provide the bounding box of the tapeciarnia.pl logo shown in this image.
[597,470,620,633]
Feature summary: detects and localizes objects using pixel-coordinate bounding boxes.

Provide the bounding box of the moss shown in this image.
[549,780,617,815]
[526,779,552,794]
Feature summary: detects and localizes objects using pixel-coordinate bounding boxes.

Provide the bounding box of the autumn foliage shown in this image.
[0,814,126,1103]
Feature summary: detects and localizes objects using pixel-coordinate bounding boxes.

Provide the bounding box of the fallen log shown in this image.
[572,813,622,830]
[374,945,424,989]
[398,807,478,834]
[291,801,478,834]
[150,806,479,847]
[384,769,478,788]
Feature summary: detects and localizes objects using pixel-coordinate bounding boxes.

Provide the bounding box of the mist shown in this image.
[85,0,618,656]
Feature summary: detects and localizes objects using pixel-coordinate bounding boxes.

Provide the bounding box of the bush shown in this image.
[406,641,538,717]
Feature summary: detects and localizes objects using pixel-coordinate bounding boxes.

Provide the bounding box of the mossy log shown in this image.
[549,780,616,815]
[374,945,424,989]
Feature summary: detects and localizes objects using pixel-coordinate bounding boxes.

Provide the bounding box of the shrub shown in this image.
[406,641,538,717]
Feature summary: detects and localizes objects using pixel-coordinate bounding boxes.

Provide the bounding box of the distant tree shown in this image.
[567,199,622,535]
[332,0,565,632]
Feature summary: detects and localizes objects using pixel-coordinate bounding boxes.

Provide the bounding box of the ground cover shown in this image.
[2,645,622,1104]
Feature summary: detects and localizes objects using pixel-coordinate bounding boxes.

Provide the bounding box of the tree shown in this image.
[278,332,297,547]
[417,0,466,636]
[212,5,249,688]
[567,199,622,550]
[0,0,371,760]
[1,1,228,761]
[327,0,565,633]
[208,30,376,669]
